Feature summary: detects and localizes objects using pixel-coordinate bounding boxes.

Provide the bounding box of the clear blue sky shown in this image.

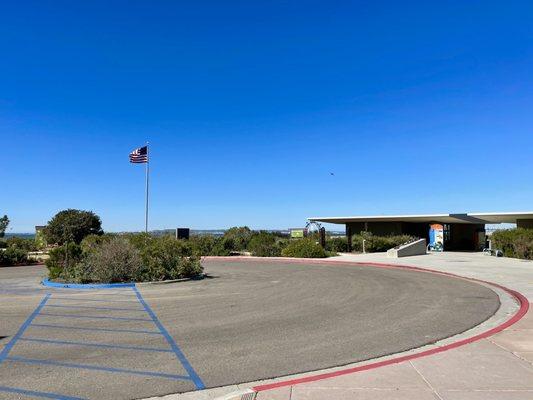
[2,1,532,232]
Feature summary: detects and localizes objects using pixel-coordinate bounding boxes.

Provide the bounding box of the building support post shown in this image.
[346,224,352,252]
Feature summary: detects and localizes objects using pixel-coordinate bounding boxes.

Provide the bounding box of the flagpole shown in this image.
[145,143,149,233]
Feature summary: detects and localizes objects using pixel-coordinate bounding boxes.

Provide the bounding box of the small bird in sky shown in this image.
[330,172,335,176]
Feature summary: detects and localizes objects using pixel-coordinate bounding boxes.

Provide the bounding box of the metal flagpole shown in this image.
[145,143,149,233]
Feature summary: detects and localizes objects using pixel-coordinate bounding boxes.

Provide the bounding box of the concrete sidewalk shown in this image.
[252,252,533,400]
[148,252,533,400]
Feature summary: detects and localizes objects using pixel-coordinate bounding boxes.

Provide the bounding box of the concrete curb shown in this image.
[41,278,135,289]
[41,274,206,289]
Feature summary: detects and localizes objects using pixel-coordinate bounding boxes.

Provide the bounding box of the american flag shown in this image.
[129,146,148,163]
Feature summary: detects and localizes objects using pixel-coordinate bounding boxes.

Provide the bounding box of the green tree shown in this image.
[44,209,103,245]
[0,215,9,238]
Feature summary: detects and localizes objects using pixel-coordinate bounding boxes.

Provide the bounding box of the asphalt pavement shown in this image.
[0,259,500,399]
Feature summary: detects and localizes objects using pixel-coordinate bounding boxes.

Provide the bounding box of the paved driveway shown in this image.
[0,259,499,399]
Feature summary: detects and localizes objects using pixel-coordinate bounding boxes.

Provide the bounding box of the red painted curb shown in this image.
[203,256,529,392]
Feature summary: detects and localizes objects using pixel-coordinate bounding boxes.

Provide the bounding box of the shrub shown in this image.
[222,227,252,251]
[136,236,202,281]
[0,247,31,266]
[6,237,39,252]
[325,237,349,252]
[44,209,103,245]
[80,237,143,283]
[45,244,83,279]
[211,236,237,256]
[351,233,416,253]
[125,232,153,251]
[248,232,282,257]
[281,238,328,258]
[188,235,219,256]
[80,233,115,254]
[492,228,533,260]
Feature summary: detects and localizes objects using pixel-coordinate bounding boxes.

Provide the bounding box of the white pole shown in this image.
[145,143,149,233]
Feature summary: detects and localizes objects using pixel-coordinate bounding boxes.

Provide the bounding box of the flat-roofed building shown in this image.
[308,212,533,251]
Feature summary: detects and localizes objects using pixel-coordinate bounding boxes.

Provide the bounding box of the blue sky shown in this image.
[2,1,533,232]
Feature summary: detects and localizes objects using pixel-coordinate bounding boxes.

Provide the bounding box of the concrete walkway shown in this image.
[147,252,533,400]
[251,252,533,400]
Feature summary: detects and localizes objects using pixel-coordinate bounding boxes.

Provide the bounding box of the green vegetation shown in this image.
[222,226,253,251]
[135,235,201,281]
[248,231,284,257]
[325,236,349,253]
[46,243,84,280]
[491,228,533,260]
[281,237,328,258]
[5,237,39,252]
[0,216,41,266]
[0,247,34,266]
[44,209,103,245]
[351,232,416,253]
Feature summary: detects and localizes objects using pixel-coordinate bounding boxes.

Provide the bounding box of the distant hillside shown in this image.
[4,233,35,239]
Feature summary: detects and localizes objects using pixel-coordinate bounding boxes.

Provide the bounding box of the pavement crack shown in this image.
[409,361,444,400]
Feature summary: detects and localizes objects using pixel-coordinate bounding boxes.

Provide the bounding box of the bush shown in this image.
[248,232,283,257]
[0,247,31,266]
[44,209,103,245]
[188,235,219,256]
[80,237,143,283]
[492,228,533,260]
[80,233,115,254]
[6,237,39,252]
[222,227,252,251]
[45,243,83,279]
[281,238,328,258]
[135,236,202,281]
[325,237,349,252]
[351,233,416,253]
[125,232,153,251]
[211,236,237,256]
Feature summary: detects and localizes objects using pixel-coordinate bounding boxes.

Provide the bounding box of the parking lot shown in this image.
[0,259,500,399]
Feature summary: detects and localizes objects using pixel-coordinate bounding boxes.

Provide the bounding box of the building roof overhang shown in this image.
[308,212,533,225]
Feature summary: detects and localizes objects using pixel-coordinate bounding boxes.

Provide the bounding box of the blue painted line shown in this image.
[19,337,173,353]
[38,313,152,322]
[133,287,205,390]
[31,323,162,335]
[50,297,138,303]
[42,278,135,289]
[0,294,51,364]
[0,385,86,400]
[6,356,192,381]
[45,304,146,312]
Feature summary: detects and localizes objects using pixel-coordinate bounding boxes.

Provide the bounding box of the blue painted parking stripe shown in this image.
[19,337,173,353]
[0,385,86,400]
[0,294,51,364]
[38,312,152,322]
[133,287,206,390]
[45,304,146,312]
[6,356,192,381]
[50,297,138,303]
[31,323,162,335]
